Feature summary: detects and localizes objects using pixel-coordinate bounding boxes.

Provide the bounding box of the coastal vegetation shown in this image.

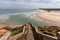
[0,26,23,37]
[11,28,22,36]
[37,26,60,37]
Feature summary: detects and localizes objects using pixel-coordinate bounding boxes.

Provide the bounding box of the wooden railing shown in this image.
[0,32,11,40]
[35,27,60,40]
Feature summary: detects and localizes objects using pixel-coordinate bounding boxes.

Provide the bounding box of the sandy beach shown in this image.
[37,11,60,23]
[0,24,7,29]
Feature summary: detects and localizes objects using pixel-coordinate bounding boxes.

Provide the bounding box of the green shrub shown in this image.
[11,29,22,36]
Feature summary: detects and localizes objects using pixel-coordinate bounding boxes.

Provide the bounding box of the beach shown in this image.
[37,11,60,23]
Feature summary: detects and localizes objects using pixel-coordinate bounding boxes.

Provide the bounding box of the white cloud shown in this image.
[53,0,60,1]
[0,0,60,9]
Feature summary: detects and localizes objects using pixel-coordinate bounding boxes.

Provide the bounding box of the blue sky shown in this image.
[0,0,60,9]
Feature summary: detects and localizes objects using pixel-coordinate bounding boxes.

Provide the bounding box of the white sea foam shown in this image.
[0,10,40,20]
[0,10,44,23]
[0,13,24,22]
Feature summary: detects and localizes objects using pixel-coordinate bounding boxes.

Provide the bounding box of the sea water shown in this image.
[0,9,57,27]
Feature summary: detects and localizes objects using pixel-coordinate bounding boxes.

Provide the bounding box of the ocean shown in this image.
[0,9,57,27]
[0,9,38,15]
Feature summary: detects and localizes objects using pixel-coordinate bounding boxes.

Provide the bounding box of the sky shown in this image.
[0,0,60,9]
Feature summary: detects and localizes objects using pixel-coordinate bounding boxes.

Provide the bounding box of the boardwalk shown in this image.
[17,24,35,40]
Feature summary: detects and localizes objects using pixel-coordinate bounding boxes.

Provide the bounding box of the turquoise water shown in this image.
[0,9,53,27]
[4,14,52,27]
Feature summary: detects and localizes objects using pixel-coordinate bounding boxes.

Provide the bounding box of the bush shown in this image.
[11,29,22,36]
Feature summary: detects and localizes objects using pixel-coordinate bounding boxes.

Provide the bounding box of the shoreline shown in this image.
[37,12,60,23]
